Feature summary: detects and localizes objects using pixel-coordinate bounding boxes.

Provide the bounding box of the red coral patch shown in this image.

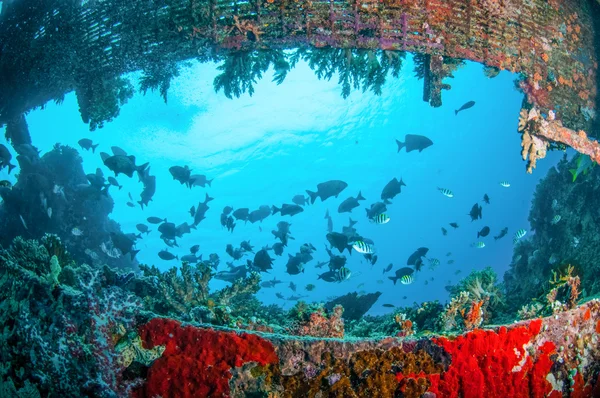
[134,318,278,398]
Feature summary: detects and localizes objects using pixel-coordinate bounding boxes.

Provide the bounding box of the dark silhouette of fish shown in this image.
[78,138,99,153]
[337,191,365,213]
[395,135,433,153]
[306,180,348,204]
[469,203,483,221]
[381,177,406,204]
[477,226,490,238]
[455,100,475,115]
[272,203,304,217]
[407,247,429,266]
[389,267,414,284]
[494,227,508,240]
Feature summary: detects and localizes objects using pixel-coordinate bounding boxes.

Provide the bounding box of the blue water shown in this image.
[0,54,565,315]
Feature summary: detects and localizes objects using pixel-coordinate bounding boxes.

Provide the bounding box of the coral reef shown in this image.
[504,154,600,314]
[0,236,143,396]
[288,302,345,338]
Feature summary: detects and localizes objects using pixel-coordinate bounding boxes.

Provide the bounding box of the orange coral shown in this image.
[541,53,549,62]
[463,300,484,330]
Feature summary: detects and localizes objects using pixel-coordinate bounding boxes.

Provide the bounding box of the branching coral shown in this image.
[289,304,345,338]
[546,264,581,313]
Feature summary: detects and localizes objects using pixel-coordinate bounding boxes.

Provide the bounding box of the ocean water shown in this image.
[0,54,569,316]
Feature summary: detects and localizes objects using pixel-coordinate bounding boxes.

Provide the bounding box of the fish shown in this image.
[248,205,271,223]
[454,270,462,275]
[261,278,283,288]
[292,194,310,206]
[365,202,387,219]
[275,293,284,300]
[318,270,339,283]
[569,154,595,182]
[104,155,149,178]
[226,244,245,260]
[111,146,128,156]
[110,232,140,259]
[428,258,440,268]
[337,191,366,213]
[0,180,12,188]
[305,284,316,291]
[468,203,483,221]
[446,252,452,256]
[407,247,429,266]
[240,240,254,253]
[126,201,135,208]
[326,232,352,254]
[400,275,414,285]
[100,242,121,259]
[357,283,365,289]
[169,165,192,186]
[306,180,348,204]
[383,263,393,274]
[147,216,167,224]
[189,174,213,188]
[441,227,448,236]
[370,213,390,225]
[285,254,304,275]
[180,254,199,263]
[253,249,274,272]
[78,138,99,153]
[494,227,508,240]
[381,177,406,204]
[325,209,333,233]
[472,241,486,249]
[223,206,233,215]
[314,260,328,269]
[272,242,285,256]
[364,253,378,266]
[336,267,351,282]
[214,265,247,283]
[438,187,454,198]
[513,228,527,243]
[352,241,374,254]
[549,253,558,265]
[47,208,52,218]
[193,193,214,226]
[136,224,151,235]
[499,181,510,188]
[107,177,122,190]
[477,226,490,238]
[138,172,156,209]
[483,194,490,204]
[289,282,297,292]
[287,295,308,301]
[382,304,395,308]
[158,250,178,261]
[455,100,475,115]
[0,144,16,174]
[395,134,433,153]
[71,227,83,236]
[551,215,561,225]
[449,222,459,229]
[272,203,304,217]
[447,260,455,265]
[233,208,250,221]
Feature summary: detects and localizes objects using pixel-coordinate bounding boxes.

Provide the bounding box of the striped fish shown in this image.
[438,187,454,198]
[336,267,352,282]
[370,213,390,224]
[352,241,374,254]
[428,258,440,267]
[400,275,414,285]
[500,181,511,188]
[514,228,527,241]
[474,241,485,249]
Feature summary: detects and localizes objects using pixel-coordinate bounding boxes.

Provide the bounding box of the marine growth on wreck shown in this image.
[0,0,600,396]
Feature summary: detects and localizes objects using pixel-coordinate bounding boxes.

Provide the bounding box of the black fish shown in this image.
[494,227,508,241]
[318,270,339,282]
[477,226,490,238]
[233,208,250,221]
[189,174,213,188]
[272,203,304,217]
[455,100,475,115]
[337,191,366,213]
[272,221,293,245]
[193,193,214,226]
[190,244,200,254]
[469,203,483,221]
[111,146,128,156]
[272,242,285,256]
[176,222,195,236]
[254,249,274,272]
[248,205,271,223]
[110,232,140,259]
[78,138,99,153]
[136,224,151,235]
[190,206,196,217]
[214,265,247,283]
[289,282,297,292]
[366,202,387,219]
[223,206,233,216]
[407,247,429,266]
[381,177,406,204]
[483,194,490,204]
[449,222,459,229]
[138,172,156,209]
[325,209,333,233]
[383,304,395,308]
[147,216,167,224]
[383,263,393,274]
[306,180,348,204]
[0,144,16,174]
[104,155,148,178]
[395,134,433,153]
[107,177,122,190]
[441,227,448,236]
[240,240,254,253]
[126,201,135,208]
[326,232,352,254]
[389,267,414,284]
[226,244,245,260]
[286,254,304,275]
[169,165,192,186]
[158,222,179,239]
[181,254,199,263]
[292,194,310,206]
